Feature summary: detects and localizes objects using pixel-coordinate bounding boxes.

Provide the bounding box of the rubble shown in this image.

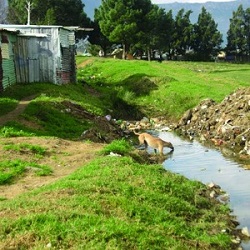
[174,88,250,160]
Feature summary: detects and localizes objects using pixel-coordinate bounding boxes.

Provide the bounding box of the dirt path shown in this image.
[0,137,104,200]
[0,95,104,200]
[0,95,37,126]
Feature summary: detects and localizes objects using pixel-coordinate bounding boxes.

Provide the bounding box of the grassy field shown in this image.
[0,58,249,249]
[77,57,250,119]
[0,140,234,249]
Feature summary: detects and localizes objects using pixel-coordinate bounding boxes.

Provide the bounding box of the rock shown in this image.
[109,152,122,157]
[241,227,250,237]
[218,193,230,203]
[210,190,216,198]
[231,237,241,244]
[207,182,221,189]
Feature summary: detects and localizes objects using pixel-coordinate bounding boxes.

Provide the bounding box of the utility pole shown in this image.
[26,1,33,25]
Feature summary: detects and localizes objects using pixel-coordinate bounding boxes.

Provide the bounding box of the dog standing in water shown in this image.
[134,131,174,155]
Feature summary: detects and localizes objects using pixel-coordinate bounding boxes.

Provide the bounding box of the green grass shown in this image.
[1,58,249,138]
[3,142,47,156]
[0,159,52,184]
[0,57,246,249]
[0,125,35,137]
[77,57,250,119]
[100,138,133,156]
[0,98,18,116]
[0,155,233,249]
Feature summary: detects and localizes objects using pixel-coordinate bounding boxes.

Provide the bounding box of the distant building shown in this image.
[0,25,87,91]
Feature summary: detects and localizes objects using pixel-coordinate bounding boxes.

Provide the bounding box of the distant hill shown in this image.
[82,0,250,46]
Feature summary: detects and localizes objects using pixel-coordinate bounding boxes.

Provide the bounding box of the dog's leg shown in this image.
[158,145,163,155]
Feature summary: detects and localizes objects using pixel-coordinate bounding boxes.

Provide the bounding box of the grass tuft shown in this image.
[0,159,52,184]
[100,139,133,156]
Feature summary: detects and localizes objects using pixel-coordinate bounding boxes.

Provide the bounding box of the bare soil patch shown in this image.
[0,137,104,199]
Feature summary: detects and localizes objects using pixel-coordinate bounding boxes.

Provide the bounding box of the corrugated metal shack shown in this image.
[0,25,80,91]
[0,28,18,91]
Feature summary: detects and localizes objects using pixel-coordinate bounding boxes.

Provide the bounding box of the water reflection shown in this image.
[152,131,250,249]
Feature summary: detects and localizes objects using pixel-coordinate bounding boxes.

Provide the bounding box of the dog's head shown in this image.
[164,141,174,150]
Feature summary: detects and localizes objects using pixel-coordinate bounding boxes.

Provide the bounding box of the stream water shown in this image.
[150,131,250,249]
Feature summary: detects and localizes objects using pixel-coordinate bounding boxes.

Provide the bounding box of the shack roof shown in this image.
[0,24,93,32]
[0,28,19,34]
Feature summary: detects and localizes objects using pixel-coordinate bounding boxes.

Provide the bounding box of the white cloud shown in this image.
[152,0,235,3]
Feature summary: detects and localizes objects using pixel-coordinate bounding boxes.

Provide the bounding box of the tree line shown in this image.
[2,0,250,61]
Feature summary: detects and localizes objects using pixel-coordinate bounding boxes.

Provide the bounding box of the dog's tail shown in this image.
[133,130,140,136]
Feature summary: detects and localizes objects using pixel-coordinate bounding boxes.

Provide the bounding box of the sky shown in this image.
[151,0,235,3]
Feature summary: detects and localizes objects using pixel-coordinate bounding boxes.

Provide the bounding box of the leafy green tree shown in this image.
[245,8,250,56]
[44,8,56,25]
[7,0,91,26]
[172,9,193,57]
[7,0,26,24]
[0,0,7,23]
[133,5,172,60]
[192,7,222,61]
[88,19,112,57]
[164,10,174,57]
[96,0,153,59]
[227,5,250,56]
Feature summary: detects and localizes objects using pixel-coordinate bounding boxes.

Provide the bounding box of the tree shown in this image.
[245,8,250,56]
[88,19,112,57]
[192,7,222,61]
[7,0,91,26]
[145,5,173,59]
[172,9,193,57]
[0,0,8,23]
[44,8,56,25]
[96,0,153,59]
[7,0,26,24]
[227,5,250,56]
[132,5,173,60]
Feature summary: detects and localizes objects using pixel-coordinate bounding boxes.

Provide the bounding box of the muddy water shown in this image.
[151,131,250,249]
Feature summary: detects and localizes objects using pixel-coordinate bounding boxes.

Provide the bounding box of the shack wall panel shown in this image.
[59,29,69,47]
[0,47,3,91]
[14,37,29,83]
[2,59,16,89]
[39,56,55,83]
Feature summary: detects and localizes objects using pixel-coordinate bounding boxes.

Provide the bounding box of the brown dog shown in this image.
[134,131,174,155]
